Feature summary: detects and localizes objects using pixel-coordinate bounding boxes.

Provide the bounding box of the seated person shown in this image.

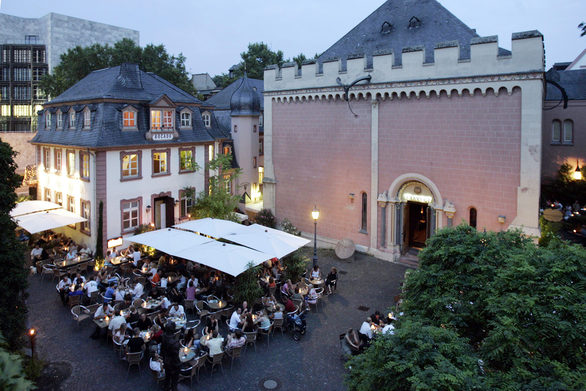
[291,287,303,302]
[183,327,199,349]
[358,317,374,343]
[113,286,125,302]
[160,295,171,310]
[311,265,321,280]
[30,244,44,261]
[67,283,84,304]
[150,353,165,379]
[150,324,164,344]
[241,313,257,332]
[127,306,140,324]
[168,303,185,318]
[113,323,129,344]
[284,298,296,313]
[241,301,250,315]
[271,307,284,320]
[325,267,338,294]
[57,275,72,305]
[200,330,223,356]
[382,317,396,335]
[73,273,86,286]
[345,328,364,353]
[203,316,219,336]
[151,269,161,286]
[108,310,127,332]
[154,309,168,329]
[104,282,116,302]
[225,330,246,352]
[65,248,77,260]
[90,302,114,339]
[229,307,243,331]
[84,276,98,299]
[132,281,144,299]
[136,313,153,331]
[257,310,271,329]
[127,327,145,353]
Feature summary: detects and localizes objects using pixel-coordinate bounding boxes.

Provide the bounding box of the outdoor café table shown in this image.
[110,256,131,266]
[93,316,110,329]
[298,286,309,296]
[265,303,285,313]
[169,316,187,329]
[309,278,324,288]
[179,347,196,363]
[141,298,162,310]
[206,299,228,311]
[139,330,152,342]
[55,256,93,270]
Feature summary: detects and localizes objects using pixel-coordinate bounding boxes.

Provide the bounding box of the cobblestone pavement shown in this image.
[28,250,409,391]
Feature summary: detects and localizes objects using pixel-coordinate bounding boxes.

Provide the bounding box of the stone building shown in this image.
[262,0,544,262]
[31,63,227,251]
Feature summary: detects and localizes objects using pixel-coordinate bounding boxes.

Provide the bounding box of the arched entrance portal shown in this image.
[398,181,435,251]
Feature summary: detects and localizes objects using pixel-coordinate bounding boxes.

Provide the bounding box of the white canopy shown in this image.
[127,228,213,255]
[174,240,269,276]
[173,217,249,238]
[222,223,310,258]
[14,208,87,234]
[10,200,61,217]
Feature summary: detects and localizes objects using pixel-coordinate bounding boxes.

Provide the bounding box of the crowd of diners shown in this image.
[29,232,339,391]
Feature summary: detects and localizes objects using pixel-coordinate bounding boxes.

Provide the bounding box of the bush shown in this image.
[280,218,300,236]
[0,334,35,390]
[233,262,263,306]
[281,250,309,283]
[255,208,276,228]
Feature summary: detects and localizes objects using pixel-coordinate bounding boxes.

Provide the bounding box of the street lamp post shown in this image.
[311,205,320,268]
[28,328,36,362]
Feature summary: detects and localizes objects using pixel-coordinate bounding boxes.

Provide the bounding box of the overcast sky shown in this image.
[1,0,584,76]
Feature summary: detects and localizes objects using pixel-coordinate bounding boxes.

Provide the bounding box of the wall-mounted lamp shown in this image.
[497,215,506,224]
[348,193,355,202]
[572,160,583,181]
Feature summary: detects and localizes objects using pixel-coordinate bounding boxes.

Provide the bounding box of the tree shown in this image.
[212,73,237,89]
[346,225,586,390]
[188,153,241,221]
[0,334,34,391]
[0,139,27,350]
[232,262,263,306]
[40,38,196,97]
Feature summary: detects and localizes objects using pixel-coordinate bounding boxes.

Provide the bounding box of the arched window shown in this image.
[83,108,91,129]
[361,192,368,232]
[469,207,477,229]
[180,110,192,128]
[551,120,561,143]
[563,120,573,145]
[202,112,211,128]
[56,110,62,129]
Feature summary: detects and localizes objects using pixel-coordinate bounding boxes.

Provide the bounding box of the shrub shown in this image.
[255,208,276,228]
[280,218,300,236]
[281,250,310,283]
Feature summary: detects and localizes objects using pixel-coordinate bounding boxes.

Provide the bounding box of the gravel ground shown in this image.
[27,249,409,391]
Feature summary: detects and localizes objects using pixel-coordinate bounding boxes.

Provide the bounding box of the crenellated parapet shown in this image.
[264,31,544,97]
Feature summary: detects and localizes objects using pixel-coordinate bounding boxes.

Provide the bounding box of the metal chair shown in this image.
[243,330,258,352]
[225,345,242,369]
[71,305,90,326]
[41,264,56,281]
[258,322,273,347]
[179,361,198,388]
[193,353,207,382]
[184,299,195,315]
[195,300,210,320]
[113,338,125,359]
[126,351,143,375]
[207,352,224,376]
[68,294,81,308]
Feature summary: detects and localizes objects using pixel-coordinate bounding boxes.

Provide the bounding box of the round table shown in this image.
[142,298,162,310]
[206,300,227,311]
[179,348,196,363]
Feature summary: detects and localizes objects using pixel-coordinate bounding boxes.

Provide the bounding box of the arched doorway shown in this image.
[398,181,435,251]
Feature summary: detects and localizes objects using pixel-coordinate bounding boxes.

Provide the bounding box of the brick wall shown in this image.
[378,90,522,231]
[272,99,372,247]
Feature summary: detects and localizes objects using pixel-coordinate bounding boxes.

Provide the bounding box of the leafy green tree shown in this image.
[254,208,276,228]
[188,153,240,221]
[232,262,263,305]
[214,42,285,85]
[212,73,236,89]
[346,225,586,390]
[0,139,27,350]
[0,334,35,391]
[40,38,196,97]
[281,251,309,283]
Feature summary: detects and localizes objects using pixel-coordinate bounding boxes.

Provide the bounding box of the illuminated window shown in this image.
[361,192,368,232]
[83,108,91,129]
[80,152,90,180]
[55,192,62,206]
[121,199,140,232]
[223,174,232,193]
[202,112,211,128]
[208,145,214,161]
[43,147,50,171]
[163,110,174,129]
[180,110,191,127]
[1,105,10,116]
[67,195,75,215]
[223,145,232,155]
[121,153,140,178]
[469,207,477,229]
[45,111,51,129]
[123,109,136,128]
[54,149,62,173]
[80,200,91,234]
[179,148,195,172]
[563,120,573,145]
[13,105,31,117]
[69,110,76,128]
[179,188,194,218]
[44,188,51,202]
[258,166,264,184]
[66,150,75,176]
[151,110,162,130]
[152,151,168,175]
[56,111,62,128]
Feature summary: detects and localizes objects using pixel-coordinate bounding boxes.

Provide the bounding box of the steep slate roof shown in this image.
[545,68,586,101]
[317,0,510,67]
[206,77,264,111]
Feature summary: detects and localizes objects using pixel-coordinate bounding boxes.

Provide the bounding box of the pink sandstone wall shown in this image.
[0,132,36,174]
[541,101,586,182]
[378,90,522,232]
[272,99,372,247]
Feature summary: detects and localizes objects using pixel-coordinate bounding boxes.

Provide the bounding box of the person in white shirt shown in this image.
[91,302,114,339]
[73,273,86,286]
[132,282,144,299]
[66,248,77,260]
[160,296,171,310]
[382,322,395,335]
[132,247,141,267]
[160,275,168,290]
[229,308,243,331]
[108,310,127,331]
[149,354,165,379]
[30,244,43,260]
[188,275,199,289]
[114,287,125,302]
[57,275,72,305]
[168,303,185,318]
[201,330,224,356]
[359,317,374,341]
[85,277,98,298]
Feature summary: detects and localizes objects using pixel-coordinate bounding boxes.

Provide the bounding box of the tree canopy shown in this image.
[40,38,196,98]
[345,225,586,391]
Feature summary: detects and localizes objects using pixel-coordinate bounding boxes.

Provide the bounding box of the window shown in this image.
[80,152,90,180]
[45,111,51,129]
[233,124,237,133]
[67,196,76,229]
[56,111,62,129]
[223,145,232,155]
[253,156,257,168]
[563,120,573,145]
[43,147,50,171]
[44,188,51,202]
[54,149,62,173]
[151,110,162,130]
[208,145,214,162]
[121,152,141,179]
[80,200,91,234]
[360,192,368,232]
[121,199,141,232]
[66,150,75,176]
[258,166,264,184]
[179,188,194,218]
[69,110,76,128]
[163,110,173,129]
[152,150,169,176]
[259,139,264,156]
[253,124,257,133]
[150,109,174,130]
[202,112,211,128]
[552,120,561,143]
[179,148,195,172]
[123,109,136,128]
[83,108,91,129]
[223,174,232,193]
[469,208,477,229]
[180,111,191,127]
[55,192,63,206]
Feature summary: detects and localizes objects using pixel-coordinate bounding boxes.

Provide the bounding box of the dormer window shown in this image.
[56,110,63,129]
[45,111,51,129]
[123,107,137,129]
[151,109,174,131]
[83,108,91,129]
[69,109,76,128]
[180,110,192,128]
[202,112,211,128]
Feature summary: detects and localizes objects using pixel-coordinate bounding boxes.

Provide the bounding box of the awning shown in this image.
[10,200,61,217]
[14,209,87,234]
[126,228,214,255]
[222,223,310,258]
[173,217,249,238]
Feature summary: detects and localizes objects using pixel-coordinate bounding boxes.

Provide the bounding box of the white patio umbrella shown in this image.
[173,217,249,238]
[10,200,61,217]
[125,228,213,256]
[221,223,310,258]
[14,208,87,234]
[174,240,269,276]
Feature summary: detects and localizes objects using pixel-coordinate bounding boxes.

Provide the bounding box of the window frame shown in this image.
[179,147,196,174]
[56,110,63,129]
[180,109,192,129]
[67,195,76,229]
[45,111,51,129]
[469,207,478,229]
[44,188,51,202]
[55,191,63,206]
[202,111,211,128]
[66,149,76,177]
[122,107,138,130]
[54,149,62,174]
[551,120,561,144]
[208,144,214,162]
[80,199,91,235]
[43,147,50,172]
[151,148,170,177]
[120,150,142,181]
[69,109,76,129]
[360,192,368,233]
[179,188,195,218]
[120,197,142,233]
[562,119,574,145]
[83,108,91,129]
[80,151,90,181]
